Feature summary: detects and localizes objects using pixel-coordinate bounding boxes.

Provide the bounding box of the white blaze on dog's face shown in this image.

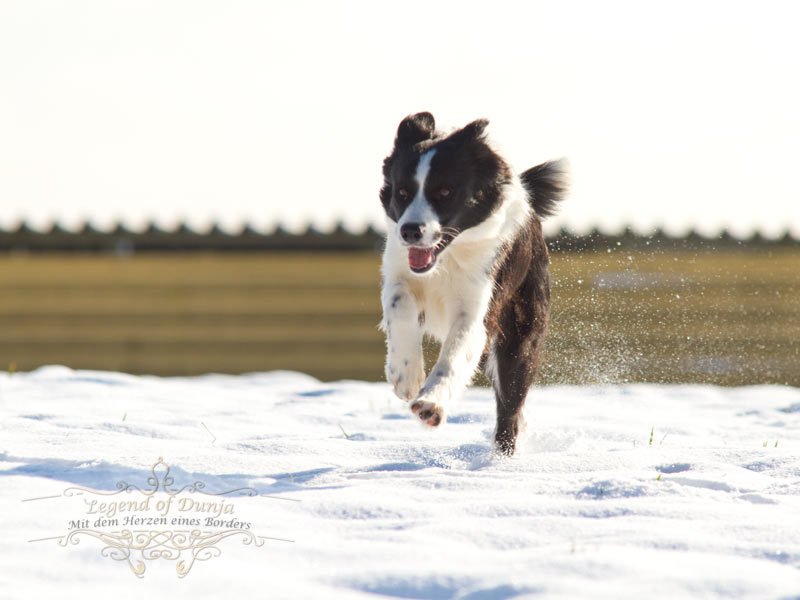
[379,112,511,275]
[395,150,441,273]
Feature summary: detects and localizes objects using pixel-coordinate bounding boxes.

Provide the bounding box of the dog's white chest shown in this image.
[408,250,494,342]
[412,277,453,341]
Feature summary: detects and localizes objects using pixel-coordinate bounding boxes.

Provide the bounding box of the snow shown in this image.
[1,366,799,599]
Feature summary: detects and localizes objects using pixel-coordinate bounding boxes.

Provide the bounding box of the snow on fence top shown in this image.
[0,221,797,253]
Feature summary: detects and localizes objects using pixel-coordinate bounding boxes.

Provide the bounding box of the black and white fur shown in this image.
[379,112,567,455]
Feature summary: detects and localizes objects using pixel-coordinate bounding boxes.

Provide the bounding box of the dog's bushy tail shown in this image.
[520,159,569,219]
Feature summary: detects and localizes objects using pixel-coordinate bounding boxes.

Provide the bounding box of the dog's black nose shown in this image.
[400,223,424,244]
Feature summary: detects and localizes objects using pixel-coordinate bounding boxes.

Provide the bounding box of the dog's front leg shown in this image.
[382,282,426,402]
[411,311,486,427]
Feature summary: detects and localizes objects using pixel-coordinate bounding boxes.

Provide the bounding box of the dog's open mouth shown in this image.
[407,236,454,273]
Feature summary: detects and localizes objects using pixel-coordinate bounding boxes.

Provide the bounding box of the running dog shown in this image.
[379,112,567,455]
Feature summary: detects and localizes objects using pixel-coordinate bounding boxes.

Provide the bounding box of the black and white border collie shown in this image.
[379,112,567,455]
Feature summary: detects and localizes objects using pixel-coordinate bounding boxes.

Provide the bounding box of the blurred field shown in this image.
[1,247,798,385]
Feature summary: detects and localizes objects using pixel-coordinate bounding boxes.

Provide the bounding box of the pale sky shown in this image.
[2,0,799,237]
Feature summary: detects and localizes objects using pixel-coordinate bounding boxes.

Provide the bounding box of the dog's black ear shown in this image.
[396,112,436,147]
[448,118,489,144]
[442,118,490,151]
[463,118,489,139]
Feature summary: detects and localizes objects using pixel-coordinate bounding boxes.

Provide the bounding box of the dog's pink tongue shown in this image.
[408,247,434,270]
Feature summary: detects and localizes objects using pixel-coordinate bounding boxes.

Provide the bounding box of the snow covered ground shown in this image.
[1,366,799,599]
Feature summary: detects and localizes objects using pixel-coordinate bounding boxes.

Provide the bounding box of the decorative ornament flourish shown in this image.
[59,528,266,578]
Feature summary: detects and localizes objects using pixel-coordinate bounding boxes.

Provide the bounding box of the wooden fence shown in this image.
[1,246,797,386]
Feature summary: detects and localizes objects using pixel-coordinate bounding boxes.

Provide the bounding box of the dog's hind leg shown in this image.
[491,340,539,455]
[490,292,548,455]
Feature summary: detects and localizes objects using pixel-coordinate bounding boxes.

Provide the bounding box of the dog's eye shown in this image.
[397,188,409,199]
[438,186,452,199]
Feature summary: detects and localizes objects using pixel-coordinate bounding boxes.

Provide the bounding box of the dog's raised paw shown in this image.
[410,400,445,427]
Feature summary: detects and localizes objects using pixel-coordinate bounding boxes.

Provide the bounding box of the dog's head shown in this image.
[380,112,511,274]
